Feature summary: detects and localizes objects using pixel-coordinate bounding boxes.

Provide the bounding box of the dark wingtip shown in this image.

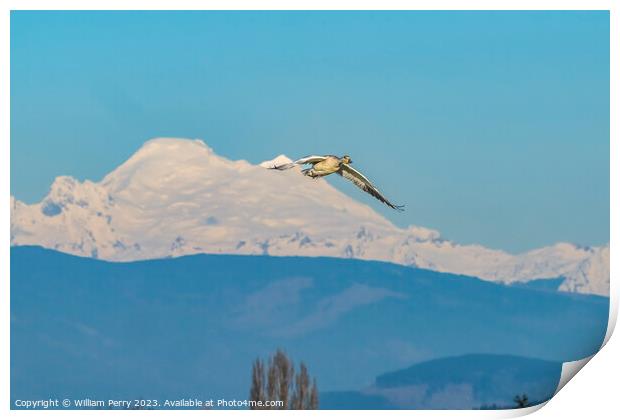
[394,204,405,212]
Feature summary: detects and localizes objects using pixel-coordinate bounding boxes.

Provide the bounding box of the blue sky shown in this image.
[10,11,609,253]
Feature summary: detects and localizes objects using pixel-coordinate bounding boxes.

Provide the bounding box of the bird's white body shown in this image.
[302,155,343,178]
[270,154,404,211]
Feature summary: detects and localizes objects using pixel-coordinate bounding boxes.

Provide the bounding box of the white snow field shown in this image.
[10,138,609,296]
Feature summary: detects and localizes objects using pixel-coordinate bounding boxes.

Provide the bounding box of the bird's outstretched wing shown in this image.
[270,155,327,170]
[339,163,404,211]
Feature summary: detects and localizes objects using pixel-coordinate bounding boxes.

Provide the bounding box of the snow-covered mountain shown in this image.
[10,137,609,296]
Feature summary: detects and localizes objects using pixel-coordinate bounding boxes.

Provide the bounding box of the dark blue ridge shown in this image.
[11,246,608,409]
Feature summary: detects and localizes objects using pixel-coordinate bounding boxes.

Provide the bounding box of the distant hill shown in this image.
[11,247,608,409]
[322,354,561,409]
[10,137,609,295]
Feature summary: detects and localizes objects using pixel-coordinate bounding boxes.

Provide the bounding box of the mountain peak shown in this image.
[9,137,609,296]
[50,175,78,189]
[259,154,293,168]
[123,137,215,166]
[101,138,230,192]
[405,225,441,241]
[45,175,80,204]
[140,137,214,153]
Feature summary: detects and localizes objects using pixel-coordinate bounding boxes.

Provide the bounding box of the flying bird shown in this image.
[269,155,404,211]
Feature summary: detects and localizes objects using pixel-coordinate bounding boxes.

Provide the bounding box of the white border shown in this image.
[0,0,617,10]
[2,2,616,419]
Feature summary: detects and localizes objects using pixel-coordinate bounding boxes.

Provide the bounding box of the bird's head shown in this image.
[342,155,352,164]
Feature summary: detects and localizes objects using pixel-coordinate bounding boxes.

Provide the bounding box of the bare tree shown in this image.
[250,349,318,410]
[514,394,529,408]
[291,362,310,409]
[250,358,266,408]
[266,356,277,403]
[269,349,293,409]
[309,378,319,410]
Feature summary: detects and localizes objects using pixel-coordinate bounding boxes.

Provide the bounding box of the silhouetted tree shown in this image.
[250,349,319,409]
[309,378,319,409]
[514,394,529,408]
[250,358,266,408]
[291,362,309,409]
[270,349,293,408]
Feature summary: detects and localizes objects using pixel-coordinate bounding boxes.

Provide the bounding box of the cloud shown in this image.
[230,280,407,337]
[230,277,313,328]
[278,284,407,337]
[70,320,118,348]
